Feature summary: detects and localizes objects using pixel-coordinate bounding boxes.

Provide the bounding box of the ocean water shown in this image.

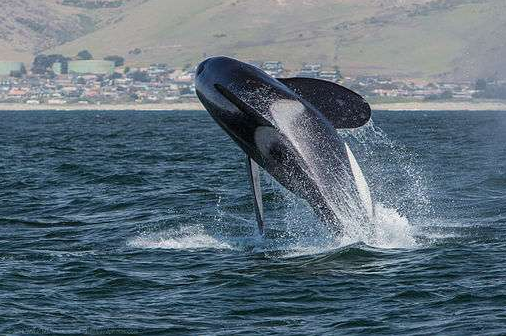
[1,110,506,335]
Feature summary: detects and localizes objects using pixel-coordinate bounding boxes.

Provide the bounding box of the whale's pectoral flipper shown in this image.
[277,77,371,129]
[246,156,265,235]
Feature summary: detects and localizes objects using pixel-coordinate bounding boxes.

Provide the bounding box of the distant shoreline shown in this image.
[0,102,205,111]
[371,101,506,111]
[1,101,506,112]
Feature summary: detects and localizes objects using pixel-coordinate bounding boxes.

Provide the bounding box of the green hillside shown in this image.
[2,0,506,80]
[0,0,145,62]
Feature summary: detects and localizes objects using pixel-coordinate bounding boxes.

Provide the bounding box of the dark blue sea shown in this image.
[1,109,506,335]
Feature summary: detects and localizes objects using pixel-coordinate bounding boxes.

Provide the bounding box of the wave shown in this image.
[129,120,432,256]
[128,226,233,250]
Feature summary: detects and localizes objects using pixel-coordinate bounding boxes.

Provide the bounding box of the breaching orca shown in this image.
[195,56,374,235]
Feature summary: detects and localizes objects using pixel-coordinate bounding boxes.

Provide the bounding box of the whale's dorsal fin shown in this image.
[246,156,265,235]
[277,77,371,129]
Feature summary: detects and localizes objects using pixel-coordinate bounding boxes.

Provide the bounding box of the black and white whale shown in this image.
[195,56,374,235]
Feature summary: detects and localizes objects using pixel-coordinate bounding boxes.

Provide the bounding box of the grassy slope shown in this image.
[7,0,506,80]
[347,0,506,80]
[49,0,406,66]
[0,0,144,60]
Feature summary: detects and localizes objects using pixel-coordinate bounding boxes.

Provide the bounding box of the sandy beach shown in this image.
[1,101,506,112]
[371,101,506,111]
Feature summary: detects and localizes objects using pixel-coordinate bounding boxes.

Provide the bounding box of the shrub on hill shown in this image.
[104,55,125,67]
[77,50,93,60]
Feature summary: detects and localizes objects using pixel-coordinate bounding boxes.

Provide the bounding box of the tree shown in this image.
[77,50,93,60]
[475,78,487,91]
[473,83,506,99]
[440,90,453,100]
[32,54,50,74]
[128,48,142,55]
[109,72,123,80]
[332,65,343,80]
[10,70,23,78]
[104,55,125,67]
[32,54,70,74]
[47,54,69,74]
[130,71,150,82]
[179,87,193,95]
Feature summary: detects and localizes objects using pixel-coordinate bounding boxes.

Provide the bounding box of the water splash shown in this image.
[339,121,432,218]
[129,120,428,255]
[272,119,428,252]
[128,225,233,250]
[353,203,417,248]
[270,186,418,254]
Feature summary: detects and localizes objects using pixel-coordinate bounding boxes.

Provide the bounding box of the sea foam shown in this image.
[128,226,233,250]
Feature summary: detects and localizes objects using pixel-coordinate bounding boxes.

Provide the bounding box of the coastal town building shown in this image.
[0,62,25,76]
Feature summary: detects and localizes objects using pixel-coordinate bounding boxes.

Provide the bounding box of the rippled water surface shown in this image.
[2,110,506,335]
